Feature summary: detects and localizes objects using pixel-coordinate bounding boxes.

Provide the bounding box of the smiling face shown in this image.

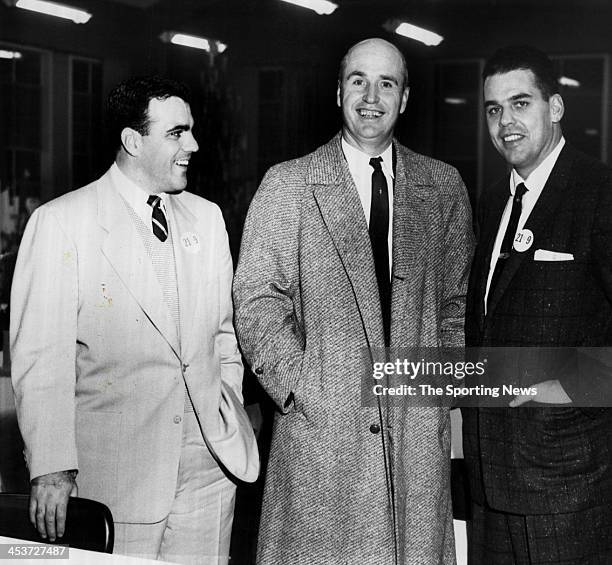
[484,69,564,179]
[337,39,409,156]
[134,96,199,194]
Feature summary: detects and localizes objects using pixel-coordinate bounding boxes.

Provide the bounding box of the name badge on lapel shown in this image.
[513,228,533,253]
[180,232,201,254]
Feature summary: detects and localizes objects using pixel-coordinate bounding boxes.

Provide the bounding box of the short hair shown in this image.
[338,39,409,91]
[483,45,558,100]
[106,75,191,151]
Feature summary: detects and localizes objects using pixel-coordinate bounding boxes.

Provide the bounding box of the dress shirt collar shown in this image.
[110,162,170,224]
[510,136,565,197]
[341,137,394,181]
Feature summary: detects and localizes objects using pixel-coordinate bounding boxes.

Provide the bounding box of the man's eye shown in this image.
[169,131,182,138]
[352,78,364,86]
[487,107,500,116]
[515,100,528,109]
[380,81,394,89]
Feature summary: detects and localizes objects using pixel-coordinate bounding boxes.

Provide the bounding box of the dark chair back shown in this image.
[0,493,114,553]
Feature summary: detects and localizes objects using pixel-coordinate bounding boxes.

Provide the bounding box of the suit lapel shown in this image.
[97,171,181,358]
[309,136,385,347]
[473,179,509,328]
[487,145,575,315]
[167,195,202,357]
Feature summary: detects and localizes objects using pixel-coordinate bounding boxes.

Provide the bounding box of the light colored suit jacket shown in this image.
[234,134,474,564]
[11,168,259,523]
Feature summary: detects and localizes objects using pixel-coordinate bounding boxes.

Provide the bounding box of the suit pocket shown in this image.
[293,348,325,425]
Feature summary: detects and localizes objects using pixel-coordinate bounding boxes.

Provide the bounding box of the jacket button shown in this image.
[173,415,182,424]
[182,363,189,372]
[369,423,380,434]
[255,367,263,375]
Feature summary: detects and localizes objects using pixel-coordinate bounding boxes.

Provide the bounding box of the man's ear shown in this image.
[120,127,142,157]
[336,81,342,108]
[549,93,564,123]
[399,86,410,114]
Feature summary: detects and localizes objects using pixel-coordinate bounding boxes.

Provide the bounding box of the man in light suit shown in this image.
[233,38,474,564]
[463,45,612,563]
[11,76,258,563]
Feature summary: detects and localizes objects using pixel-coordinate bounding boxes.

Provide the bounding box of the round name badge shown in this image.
[180,232,201,254]
[513,228,534,253]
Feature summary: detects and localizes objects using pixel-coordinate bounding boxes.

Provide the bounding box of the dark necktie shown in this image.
[147,195,168,242]
[369,157,391,345]
[487,182,528,309]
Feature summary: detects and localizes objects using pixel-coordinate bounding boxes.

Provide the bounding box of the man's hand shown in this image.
[509,379,572,407]
[29,470,78,541]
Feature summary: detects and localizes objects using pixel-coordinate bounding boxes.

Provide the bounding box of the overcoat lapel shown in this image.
[97,172,181,358]
[309,136,385,347]
[390,146,433,342]
[487,145,575,315]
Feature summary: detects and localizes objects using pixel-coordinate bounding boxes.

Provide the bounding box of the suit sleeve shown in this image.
[10,206,79,480]
[439,167,476,349]
[212,205,245,403]
[233,166,304,413]
[560,166,612,404]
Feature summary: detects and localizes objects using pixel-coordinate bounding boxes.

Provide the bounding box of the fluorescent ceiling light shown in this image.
[0,49,23,59]
[558,76,580,88]
[394,22,443,46]
[160,32,227,54]
[279,0,337,16]
[13,0,92,24]
[444,97,467,105]
[171,33,210,51]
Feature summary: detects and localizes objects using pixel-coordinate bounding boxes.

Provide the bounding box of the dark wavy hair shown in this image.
[106,75,191,152]
[483,45,558,100]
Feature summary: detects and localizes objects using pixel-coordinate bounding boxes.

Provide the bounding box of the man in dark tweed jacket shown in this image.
[463,45,612,563]
[234,38,474,564]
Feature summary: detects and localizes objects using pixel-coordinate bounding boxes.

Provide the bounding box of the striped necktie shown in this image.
[147,195,168,242]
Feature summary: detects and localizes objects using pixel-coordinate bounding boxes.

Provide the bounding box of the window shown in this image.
[0,45,47,202]
[70,57,103,189]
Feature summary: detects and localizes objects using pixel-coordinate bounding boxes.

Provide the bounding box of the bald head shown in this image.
[338,38,409,91]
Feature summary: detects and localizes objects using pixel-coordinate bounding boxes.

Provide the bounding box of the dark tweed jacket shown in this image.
[463,144,612,515]
[234,134,474,564]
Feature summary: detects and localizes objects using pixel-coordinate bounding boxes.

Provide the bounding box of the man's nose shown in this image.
[363,83,379,104]
[183,132,199,152]
[499,107,514,127]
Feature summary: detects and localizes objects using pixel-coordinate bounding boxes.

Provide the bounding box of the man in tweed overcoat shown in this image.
[234,38,474,564]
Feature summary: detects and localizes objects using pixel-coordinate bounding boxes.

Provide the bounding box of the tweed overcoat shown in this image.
[234,134,474,564]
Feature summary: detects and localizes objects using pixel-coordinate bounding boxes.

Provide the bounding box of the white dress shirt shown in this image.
[110,162,172,225]
[341,137,394,275]
[484,137,566,311]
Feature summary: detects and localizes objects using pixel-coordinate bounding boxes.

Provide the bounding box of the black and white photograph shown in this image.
[1,1,611,563]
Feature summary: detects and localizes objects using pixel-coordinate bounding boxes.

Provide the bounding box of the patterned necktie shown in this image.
[147,195,168,242]
[488,182,528,308]
[369,156,391,345]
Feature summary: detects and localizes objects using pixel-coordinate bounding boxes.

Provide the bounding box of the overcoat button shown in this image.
[255,367,264,375]
[173,415,182,424]
[369,423,380,434]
